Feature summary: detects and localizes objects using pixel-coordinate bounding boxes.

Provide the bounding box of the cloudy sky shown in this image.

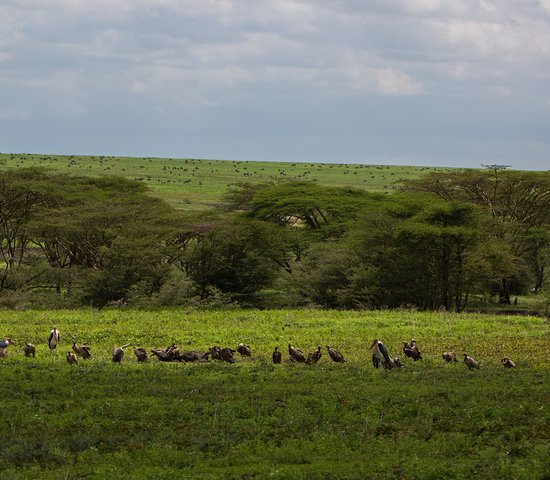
[1,0,549,169]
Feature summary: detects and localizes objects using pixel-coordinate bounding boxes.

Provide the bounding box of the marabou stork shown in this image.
[501,357,516,368]
[288,344,306,363]
[326,345,346,363]
[24,342,36,357]
[463,353,480,370]
[66,351,78,365]
[48,328,60,350]
[370,339,394,369]
[237,343,252,357]
[272,347,282,364]
[306,346,322,364]
[442,352,457,363]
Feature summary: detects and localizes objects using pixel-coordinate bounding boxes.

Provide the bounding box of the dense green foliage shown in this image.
[1,309,549,479]
[1,163,550,311]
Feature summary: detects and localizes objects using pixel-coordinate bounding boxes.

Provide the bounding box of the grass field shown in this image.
[1,309,549,479]
[0,153,449,210]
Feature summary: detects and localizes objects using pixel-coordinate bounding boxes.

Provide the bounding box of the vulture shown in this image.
[272,347,282,364]
[209,346,222,361]
[48,328,60,350]
[208,346,235,363]
[370,339,394,369]
[219,347,236,364]
[179,350,210,362]
[306,346,322,364]
[442,352,457,363]
[72,342,91,359]
[326,345,346,363]
[237,343,252,357]
[403,341,422,361]
[24,342,36,358]
[463,353,480,370]
[501,357,516,368]
[288,344,306,363]
[0,348,7,358]
[393,357,404,368]
[112,344,130,363]
[66,352,78,365]
[133,347,148,362]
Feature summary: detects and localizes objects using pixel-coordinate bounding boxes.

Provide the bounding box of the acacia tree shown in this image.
[404,169,550,302]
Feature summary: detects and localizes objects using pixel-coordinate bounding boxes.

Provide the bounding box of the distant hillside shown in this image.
[0,153,453,210]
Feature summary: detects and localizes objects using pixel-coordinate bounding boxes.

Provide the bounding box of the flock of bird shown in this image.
[0,327,518,370]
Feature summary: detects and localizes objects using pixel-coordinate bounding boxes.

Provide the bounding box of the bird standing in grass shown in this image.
[326,345,346,363]
[133,347,148,362]
[72,342,91,359]
[501,357,516,368]
[442,352,457,363]
[66,352,78,365]
[288,344,306,363]
[112,344,131,363]
[272,347,282,364]
[24,342,36,357]
[237,343,252,357]
[463,353,480,370]
[306,346,322,364]
[370,339,394,369]
[48,328,60,351]
[403,340,422,361]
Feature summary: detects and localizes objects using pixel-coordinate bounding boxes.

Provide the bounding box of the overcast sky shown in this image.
[1,1,549,169]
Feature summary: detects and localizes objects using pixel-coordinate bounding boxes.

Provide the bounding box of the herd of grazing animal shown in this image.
[0,327,519,371]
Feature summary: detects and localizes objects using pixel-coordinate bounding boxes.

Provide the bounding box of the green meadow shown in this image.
[0,153,448,210]
[1,309,549,479]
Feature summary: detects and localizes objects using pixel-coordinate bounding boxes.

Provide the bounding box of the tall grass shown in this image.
[1,309,549,479]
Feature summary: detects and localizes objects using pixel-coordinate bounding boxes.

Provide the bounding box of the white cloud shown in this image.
[0,0,549,168]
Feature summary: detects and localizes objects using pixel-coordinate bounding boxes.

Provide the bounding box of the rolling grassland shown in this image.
[0,153,449,210]
[1,309,549,479]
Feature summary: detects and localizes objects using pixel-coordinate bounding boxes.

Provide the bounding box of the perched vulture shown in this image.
[66,352,78,365]
[272,347,282,364]
[288,344,306,363]
[306,346,322,364]
[501,357,516,368]
[403,341,422,361]
[393,357,404,368]
[237,343,252,357]
[112,344,130,363]
[133,347,148,362]
[442,352,457,363]
[326,345,346,363]
[72,342,92,359]
[463,353,480,370]
[24,342,36,358]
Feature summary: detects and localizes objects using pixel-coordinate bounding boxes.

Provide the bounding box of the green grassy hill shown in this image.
[0,153,451,210]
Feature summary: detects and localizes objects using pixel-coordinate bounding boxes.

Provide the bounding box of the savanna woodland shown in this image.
[1,156,549,480]
[1,159,550,312]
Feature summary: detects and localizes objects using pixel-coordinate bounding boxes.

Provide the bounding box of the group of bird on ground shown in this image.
[0,328,517,370]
